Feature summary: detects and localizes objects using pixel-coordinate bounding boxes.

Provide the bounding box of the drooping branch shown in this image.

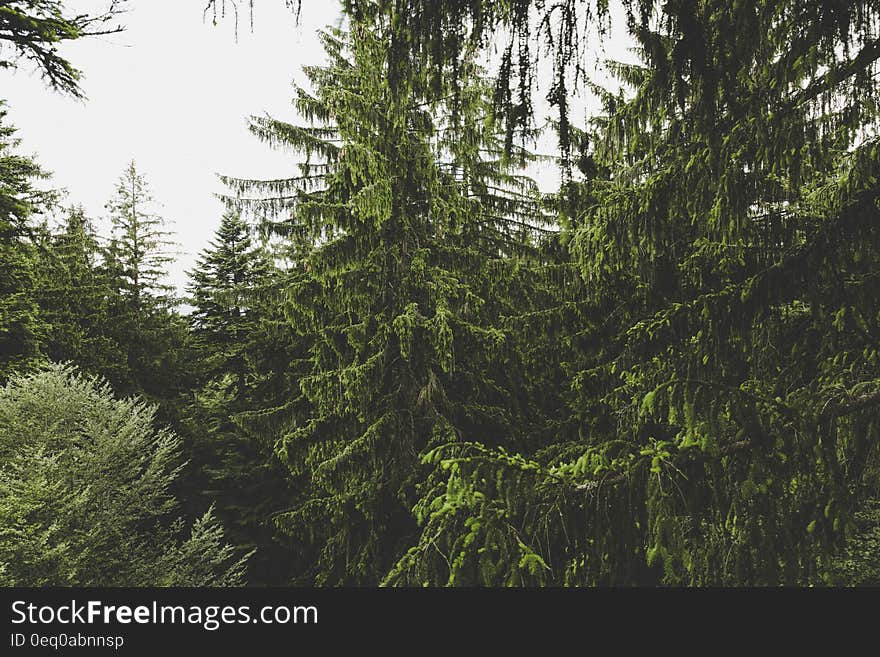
[0,0,127,97]
[823,388,880,421]
[786,37,880,112]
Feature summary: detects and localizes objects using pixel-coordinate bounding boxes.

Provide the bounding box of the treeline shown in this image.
[0,146,292,582]
[1,0,879,586]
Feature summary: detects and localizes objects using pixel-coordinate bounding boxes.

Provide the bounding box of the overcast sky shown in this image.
[1,1,631,294]
[1,1,342,291]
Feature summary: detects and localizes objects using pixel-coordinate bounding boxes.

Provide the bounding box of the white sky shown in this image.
[1,1,632,294]
[1,1,343,291]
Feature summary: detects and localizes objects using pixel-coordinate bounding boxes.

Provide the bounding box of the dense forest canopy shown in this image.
[0,0,878,585]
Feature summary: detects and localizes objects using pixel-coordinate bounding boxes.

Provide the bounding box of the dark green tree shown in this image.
[2,0,873,589]
[101,161,192,404]
[106,160,175,308]
[188,209,268,378]
[224,16,561,584]
[0,103,52,379]
[183,209,295,584]
[37,205,129,382]
[389,0,880,586]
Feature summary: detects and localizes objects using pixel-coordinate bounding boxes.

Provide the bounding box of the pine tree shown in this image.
[223,17,560,584]
[105,160,176,308]
[101,161,192,404]
[0,0,126,97]
[388,0,880,586]
[188,209,268,378]
[0,103,53,379]
[562,0,880,584]
[183,209,294,584]
[3,0,873,588]
[37,205,129,382]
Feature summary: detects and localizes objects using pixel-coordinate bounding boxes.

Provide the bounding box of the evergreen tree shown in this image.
[387,0,880,585]
[2,0,875,589]
[102,161,191,404]
[188,209,267,379]
[37,205,128,382]
[106,160,175,308]
[183,209,294,584]
[225,19,559,584]
[0,0,126,97]
[0,103,52,379]
[0,364,249,586]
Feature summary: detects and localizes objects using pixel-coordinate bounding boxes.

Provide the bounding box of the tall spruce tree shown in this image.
[386,0,880,586]
[223,20,560,584]
[106,160,175,307]
[188,209,267,379]
[102,161,191,405]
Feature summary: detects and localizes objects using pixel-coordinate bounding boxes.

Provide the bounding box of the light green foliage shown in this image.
[0,364,248,586]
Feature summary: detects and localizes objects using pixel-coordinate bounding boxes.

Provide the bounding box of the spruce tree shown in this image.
[388,0,880,586]
[188,209,267,378]
[38,205,128,382]
[183,209,294,584]
[101,161,191,404]
[0,103,52,379]
[224,17,561,584]
[105,160,175,308]
[2,0,872,588]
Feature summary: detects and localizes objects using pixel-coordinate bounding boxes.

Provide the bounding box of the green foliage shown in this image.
[396,0,880,586]
[188,209,273,376]
[182,209,295,584]
[3,0,879,589]
[830,499,880,586]
[36,205,129,381]
[0,364,248,586]
[0,103,52,378]
[224,19,562,584]
[105,160,176,306]
[0,0,126,97]
[99,161,192,404]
